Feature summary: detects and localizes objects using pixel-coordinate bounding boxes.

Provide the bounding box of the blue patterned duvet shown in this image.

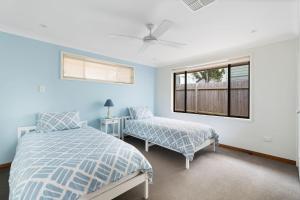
[9,127,152,200]
[123,117,218,161]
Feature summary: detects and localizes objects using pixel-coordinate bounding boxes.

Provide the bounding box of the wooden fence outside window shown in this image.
[175,79,249,117]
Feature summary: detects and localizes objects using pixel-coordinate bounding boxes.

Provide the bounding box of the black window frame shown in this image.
[173,61,250,119]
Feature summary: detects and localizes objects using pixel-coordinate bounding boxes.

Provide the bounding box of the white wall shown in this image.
[297,0,300,169]
[155,39,298,160]
[298,35,300,168]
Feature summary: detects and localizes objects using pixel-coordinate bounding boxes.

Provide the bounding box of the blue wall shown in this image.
[0,32,156,164]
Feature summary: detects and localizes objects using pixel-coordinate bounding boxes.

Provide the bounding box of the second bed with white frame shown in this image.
[121,116,218,170]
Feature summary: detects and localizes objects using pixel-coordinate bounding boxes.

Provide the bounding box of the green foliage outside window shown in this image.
[192,68,225,83]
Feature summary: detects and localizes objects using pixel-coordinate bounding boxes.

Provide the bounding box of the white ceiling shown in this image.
[0,0,298,67]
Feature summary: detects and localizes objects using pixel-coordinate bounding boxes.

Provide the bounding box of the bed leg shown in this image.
[213,142,216,152]
[145,140,149,152]
[186,158,190,170]
[144,179,149,199]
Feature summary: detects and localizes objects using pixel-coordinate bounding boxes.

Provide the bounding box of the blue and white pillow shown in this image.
[36,111,81,132]
[128,107,153,120]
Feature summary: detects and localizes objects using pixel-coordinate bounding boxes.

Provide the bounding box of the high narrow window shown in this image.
[173,58,250,119]
[61,53,134,84]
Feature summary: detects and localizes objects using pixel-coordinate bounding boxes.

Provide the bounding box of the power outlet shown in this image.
[263,136,272,142]
[38,85,46,93]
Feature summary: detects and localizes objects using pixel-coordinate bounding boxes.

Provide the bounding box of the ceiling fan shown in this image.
[110,20,187,52]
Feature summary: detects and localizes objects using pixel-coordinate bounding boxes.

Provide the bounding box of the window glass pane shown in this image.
[63,57,85,78]
[186,73,197,112]
[174,73,185,112]
[230,65,249,117]
[116,67,134,84]
[85,62,117,82]
[188,67,228,116]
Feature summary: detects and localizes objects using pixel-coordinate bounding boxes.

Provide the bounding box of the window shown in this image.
[173,58,250,118]
[61,53,134,84]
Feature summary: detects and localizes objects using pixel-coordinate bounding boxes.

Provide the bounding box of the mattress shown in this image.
[123,117,218,161]
[9,126,152,200]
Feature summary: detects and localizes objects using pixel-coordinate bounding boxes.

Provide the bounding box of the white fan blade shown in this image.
[156,39,186,48]
[152,20,173,38]
[138,43,150,53]
[109,34,143,41]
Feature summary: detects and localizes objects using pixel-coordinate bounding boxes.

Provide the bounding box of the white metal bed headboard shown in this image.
[17,121,88,139]
[121,116,131,133]
[17,126,36,139]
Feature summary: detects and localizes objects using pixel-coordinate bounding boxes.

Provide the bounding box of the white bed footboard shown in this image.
[81,173,149,200]
[186,138,216,169]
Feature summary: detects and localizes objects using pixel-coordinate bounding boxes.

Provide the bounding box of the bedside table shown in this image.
[100,117,122,139]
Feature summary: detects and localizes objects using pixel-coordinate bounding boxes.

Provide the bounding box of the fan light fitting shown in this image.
[182,0,216,11]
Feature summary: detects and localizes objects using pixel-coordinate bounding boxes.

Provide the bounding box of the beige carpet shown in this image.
[115,137,300,200]
[0,137,299,200]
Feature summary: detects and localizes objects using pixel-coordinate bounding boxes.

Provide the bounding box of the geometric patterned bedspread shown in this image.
[123,117,218,161]
[9,127,152,200]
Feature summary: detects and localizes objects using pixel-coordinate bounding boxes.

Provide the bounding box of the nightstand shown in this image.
[100,117,122,139]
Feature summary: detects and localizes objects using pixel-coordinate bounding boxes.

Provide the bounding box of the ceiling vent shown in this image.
[182,0,215,11]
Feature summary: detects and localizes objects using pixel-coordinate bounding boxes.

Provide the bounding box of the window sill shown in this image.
[172,111,253,123]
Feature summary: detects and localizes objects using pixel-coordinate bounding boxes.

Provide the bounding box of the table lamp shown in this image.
[104,99,114,118]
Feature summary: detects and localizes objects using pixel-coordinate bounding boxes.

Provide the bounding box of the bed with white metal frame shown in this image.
[16,121,149,200]
[121,117,216,170]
